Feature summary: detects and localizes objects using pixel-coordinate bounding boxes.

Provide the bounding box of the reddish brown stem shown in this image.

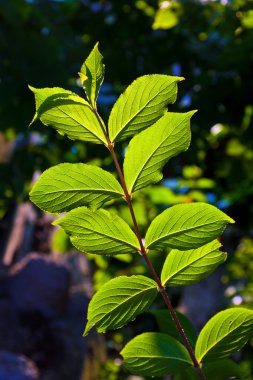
[90,103,205,379]
[142,251,205,380]
[108,143,206,380]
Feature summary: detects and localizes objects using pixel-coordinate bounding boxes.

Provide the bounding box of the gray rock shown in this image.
[7,253,70,318]
[0,351,39,380]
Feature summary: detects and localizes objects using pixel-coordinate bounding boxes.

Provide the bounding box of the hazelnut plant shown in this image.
[29,44,253,380]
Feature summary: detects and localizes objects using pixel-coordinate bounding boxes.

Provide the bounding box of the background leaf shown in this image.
[79,42,104,107]
[54,207,139,255]
[149,309,197,348]
[203,359,250,380]
[84,275,158,335]
[174,359,250,379]
[145,202,234,251]
[121,332,192,377]
[108,74,183,142]
[195,308,253,363]
[30,163,123,213]
[161,240,226,286]
[173,368,199,380]
[124,111,195,193]
[29,86,107,144]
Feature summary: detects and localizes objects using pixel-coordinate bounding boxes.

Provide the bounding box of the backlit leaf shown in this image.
[84,275,158,335]
[30,163,123,213]
[108,75,183,142]
[161,240,226,286]
[145,203,234,251]
[54,207,139,255]
[124,111,195,193]
[79,42,105,107]
[29,86,107,144]
[195,308,253,363]
[121,332,192,377]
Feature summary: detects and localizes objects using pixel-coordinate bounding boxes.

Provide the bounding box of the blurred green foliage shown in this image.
[227,237,253,308]
[1,0,253,223]
[1,0,253,377]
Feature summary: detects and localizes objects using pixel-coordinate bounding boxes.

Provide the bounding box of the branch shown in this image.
[108,143,206,380]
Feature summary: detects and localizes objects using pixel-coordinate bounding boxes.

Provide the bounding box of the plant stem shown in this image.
[91,103,205,379]
[108,143,206,380]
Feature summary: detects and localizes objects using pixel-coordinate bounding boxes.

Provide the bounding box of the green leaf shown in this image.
[121,332,192,377]
[161,240,226,286]
[145,202,234,251]
[174,368,199,380]
[124,111,195,193]
[152,5,181,30]
[175,359,250,380]
[108,74,184,142]
[30,163,123,213]
[29,86,107,144]
[54,207,139,255]
[84,275,158,335]
[79,42,105,107]
[195,308,253,363]
[150,309,197,347]
[203,359,249,380]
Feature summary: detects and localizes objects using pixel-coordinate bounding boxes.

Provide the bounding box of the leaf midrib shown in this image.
[113,81,172,140]
[163,248,222,284]
[124,354,190,363]
[33,188,123,196]
[147,219,224,248]
[95,284,157,325]
[128,117,188,192]
[72,220,139,250]
[44,100,105,143]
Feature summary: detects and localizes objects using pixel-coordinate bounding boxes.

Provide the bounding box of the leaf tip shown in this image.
[28,187,34,199]
[228,216,235,224]
[29,113,38,127]
[52,218,60,227]
[78,72,88,85]
[28,84,36,93]
[83,324,91,337]
[28,85,39,126]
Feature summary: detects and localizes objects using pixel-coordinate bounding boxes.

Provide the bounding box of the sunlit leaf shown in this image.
[161,240,226,286]
[108,75,183,142]
[29,86,107,144]
[124,111,195,193]
[195,308,253,363]
[54,207,139,255]
[30,163,123,213]
[121,332,192,377]
[79,42,105,107]
[145,203,234,251]
[84,275,158,335]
